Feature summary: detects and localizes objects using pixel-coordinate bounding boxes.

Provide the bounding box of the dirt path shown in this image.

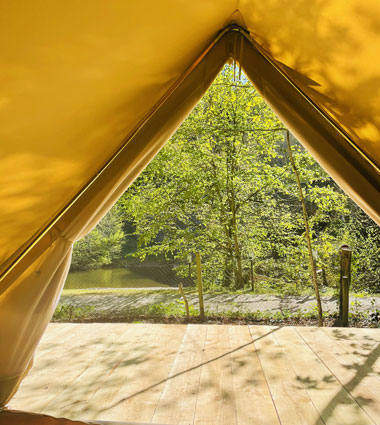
[59,291,379,315]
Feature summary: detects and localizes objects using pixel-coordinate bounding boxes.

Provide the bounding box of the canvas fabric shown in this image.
[1,0,380,409]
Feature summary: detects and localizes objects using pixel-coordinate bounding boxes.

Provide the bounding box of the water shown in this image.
[64,268,170,289]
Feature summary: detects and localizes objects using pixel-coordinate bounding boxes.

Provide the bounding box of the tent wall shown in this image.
[0,0,236,274]
[240,33,380,225]
[3,1,380,279]
[0,30,233,408]
[1,14,380,415]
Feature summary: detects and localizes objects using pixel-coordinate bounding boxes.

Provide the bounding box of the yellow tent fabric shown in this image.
[1,0,380,411]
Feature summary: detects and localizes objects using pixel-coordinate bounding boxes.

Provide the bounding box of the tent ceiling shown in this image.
[1,0,380,279]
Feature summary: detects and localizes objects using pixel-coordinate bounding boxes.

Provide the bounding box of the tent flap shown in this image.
[0,28,232,407]
[240,32,380,225]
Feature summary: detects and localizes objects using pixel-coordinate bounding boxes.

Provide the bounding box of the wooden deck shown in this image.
[9,324,380,425]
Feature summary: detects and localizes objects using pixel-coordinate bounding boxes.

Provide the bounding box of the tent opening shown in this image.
[7,65,380,423]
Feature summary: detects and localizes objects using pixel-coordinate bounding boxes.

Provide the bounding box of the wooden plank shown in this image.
[321,327,380,377]
[23,323,83,362]
[11,324,380,425]
[321,327,380,350]
[11,324,125,412]
[297,327,380,424]
[250,325,324,425]
[228,325,280,425]
[42,323,68,337]
[194,325,237,425]
[41,323,153,420]
[41,323,81,339]
[7,323,86,395]
[151,324,207,425]
[33,323,90,361]
[10,323,91,408]
[274,326,374,425]
[92,324,186,423]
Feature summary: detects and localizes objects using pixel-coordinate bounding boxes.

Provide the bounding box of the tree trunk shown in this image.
[223,250,235,287]
[322,267,328,286]
[286,131,323,326]
[231,202,244,289]
[210,158,235,288]
[227,136,244,289]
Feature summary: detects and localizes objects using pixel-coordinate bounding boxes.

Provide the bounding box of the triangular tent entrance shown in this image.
[1,2,380,417]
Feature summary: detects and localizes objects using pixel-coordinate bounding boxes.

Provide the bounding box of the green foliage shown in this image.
[120,65,358,291]
[146,300,198,317]
[345,206,380,292]
[70,206,125,271]
[68,65,380,295]
[52,304,95,321]
[121,66,288,288]
[52,296,380,327]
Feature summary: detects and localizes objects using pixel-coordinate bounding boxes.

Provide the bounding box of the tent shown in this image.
[1,1,380,423]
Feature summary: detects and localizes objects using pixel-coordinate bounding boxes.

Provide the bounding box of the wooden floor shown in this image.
[9,324,380,425]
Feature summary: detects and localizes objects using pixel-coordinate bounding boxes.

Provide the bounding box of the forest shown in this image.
[70,66,380,296]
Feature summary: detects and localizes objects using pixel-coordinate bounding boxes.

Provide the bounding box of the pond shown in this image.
[64,268,171,289]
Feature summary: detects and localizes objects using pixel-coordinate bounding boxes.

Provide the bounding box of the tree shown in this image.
[122,66,292,288]
[70,205,125,271]
[114,64,379,297]
[286,130,323,325]
[345,204,380,292]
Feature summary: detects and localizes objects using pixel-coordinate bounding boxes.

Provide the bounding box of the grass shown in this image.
[61,285,370,298]
[58,274,380,327]
[52,300,380,328]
